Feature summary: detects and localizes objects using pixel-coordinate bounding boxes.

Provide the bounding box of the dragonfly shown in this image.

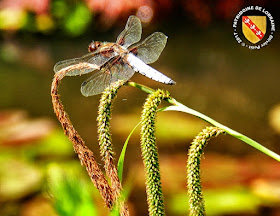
[54,15,175,97]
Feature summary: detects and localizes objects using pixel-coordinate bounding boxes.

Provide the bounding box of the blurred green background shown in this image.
[0,0,280,215]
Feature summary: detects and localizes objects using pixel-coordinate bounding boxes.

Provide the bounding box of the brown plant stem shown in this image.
[51,63,114,209]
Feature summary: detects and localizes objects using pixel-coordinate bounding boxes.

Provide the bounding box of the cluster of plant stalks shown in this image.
[51,64,128,215]
[52,64,280,215]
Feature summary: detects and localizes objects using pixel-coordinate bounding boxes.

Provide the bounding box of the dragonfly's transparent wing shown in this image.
[128,32,167,64]
[80,60,135,97]
[116,16,142,48]
[80,70,111,97]
[54,52,115,76]
[109,60,135,83]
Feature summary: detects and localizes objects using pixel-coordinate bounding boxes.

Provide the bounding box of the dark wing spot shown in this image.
[81,80,87,86]
[118,37,125,46]
[129,47,138,56]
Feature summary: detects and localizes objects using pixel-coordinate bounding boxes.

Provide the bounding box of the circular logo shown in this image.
[233,6,275,50]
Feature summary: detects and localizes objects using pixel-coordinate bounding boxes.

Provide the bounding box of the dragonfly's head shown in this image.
[88,41,101,53]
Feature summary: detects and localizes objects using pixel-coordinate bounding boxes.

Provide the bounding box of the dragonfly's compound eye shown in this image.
[88,43,95,52]
[88,41,101,52]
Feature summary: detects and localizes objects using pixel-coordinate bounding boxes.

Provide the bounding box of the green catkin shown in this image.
[141,89,170,216]
[187,126,225,216]
[97,80,129,216]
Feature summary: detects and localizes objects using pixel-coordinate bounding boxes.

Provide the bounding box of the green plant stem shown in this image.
[187,127,225,216]
[127,81,280,162]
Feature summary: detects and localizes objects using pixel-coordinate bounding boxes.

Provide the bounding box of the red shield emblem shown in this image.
[242,16,267,44]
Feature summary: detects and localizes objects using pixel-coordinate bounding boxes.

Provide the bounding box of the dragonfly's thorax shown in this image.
[112,44,129,57]
[88,42,128,59]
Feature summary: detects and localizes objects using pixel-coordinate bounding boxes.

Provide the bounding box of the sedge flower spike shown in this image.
[97,80,129,215]
[140,89,170,216]
[187,126,225,216]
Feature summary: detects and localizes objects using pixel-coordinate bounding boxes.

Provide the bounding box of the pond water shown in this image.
[1,24,279,156]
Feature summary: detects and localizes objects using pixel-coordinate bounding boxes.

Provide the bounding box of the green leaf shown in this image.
[109,206,120,216]
[117,121,141,183]
[109,182,132,216]
[161,104,280,162]
[47,163,98,216]
[128,81,280,161]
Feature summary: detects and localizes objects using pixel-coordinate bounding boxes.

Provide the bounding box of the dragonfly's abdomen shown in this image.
[127,53,176,85]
